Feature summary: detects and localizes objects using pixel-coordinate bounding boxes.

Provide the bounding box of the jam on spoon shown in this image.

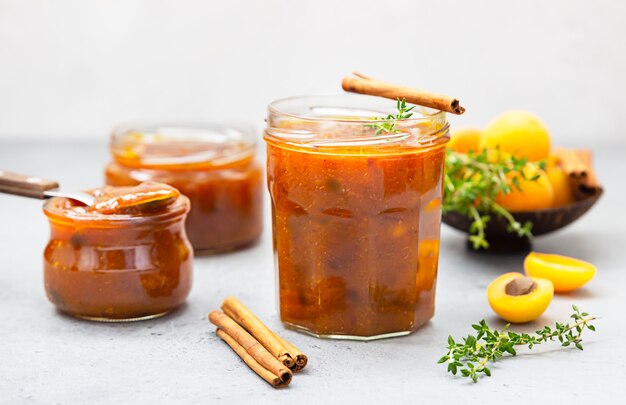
[90,181,180,214]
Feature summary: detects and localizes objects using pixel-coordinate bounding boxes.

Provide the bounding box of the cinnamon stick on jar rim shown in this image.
[222,296,297,369]
[209,310,292,387]
[342,72,465,115]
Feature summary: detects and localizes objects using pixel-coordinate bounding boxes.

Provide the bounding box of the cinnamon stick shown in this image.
[576,149,599,189]
[274,332,308,372]
[209,310,292,386]
[554,147,600,198]
[216,329,290,388]
[222,297,296,369]
[342,72,465,115]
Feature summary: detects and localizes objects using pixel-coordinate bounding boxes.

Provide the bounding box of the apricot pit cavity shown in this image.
[504,276,537,296]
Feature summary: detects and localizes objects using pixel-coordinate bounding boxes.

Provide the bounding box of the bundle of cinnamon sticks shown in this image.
[553,147,601,199]
[208,297,308,388]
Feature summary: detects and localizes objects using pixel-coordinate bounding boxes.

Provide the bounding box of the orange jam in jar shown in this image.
[43,182,193,321]
[264,95,449,340]
[105,123,263,253]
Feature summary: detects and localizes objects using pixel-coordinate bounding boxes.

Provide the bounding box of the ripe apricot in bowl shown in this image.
[545,159,575,207]
[447,127,482,154]
[487,272,554,323]
[481,110,551,161]
[524,252,596,293]
[495,166,555,212]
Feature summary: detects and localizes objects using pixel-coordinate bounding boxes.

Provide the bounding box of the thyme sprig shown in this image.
[369,98,416,135]
[438,306,596,383]
[443,149,546,249]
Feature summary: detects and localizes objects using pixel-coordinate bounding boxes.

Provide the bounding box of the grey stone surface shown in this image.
[0,141,624,404]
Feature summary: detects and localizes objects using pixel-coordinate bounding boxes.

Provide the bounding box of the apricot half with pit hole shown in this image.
[487,272,554,323]
[524,252,596,293]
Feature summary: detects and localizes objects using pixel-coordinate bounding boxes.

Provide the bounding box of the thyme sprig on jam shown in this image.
[443,149,546,249]
[369,98,416,135]
[438,306,596,383]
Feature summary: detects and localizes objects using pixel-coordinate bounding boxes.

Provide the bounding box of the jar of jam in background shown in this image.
[105,123,263,254]
[43,182,193,321]
[264,94,449,340]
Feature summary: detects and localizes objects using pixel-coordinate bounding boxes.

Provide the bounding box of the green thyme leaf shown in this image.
[443,148,546,249]
[439,308,596,383]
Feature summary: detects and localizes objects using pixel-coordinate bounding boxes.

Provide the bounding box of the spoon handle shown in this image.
[0,170,59,199]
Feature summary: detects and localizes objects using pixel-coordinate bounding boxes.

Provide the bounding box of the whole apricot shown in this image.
[524,252,596,293]
[487,272,554,323]
[447,127,482,154]
[481,111,551,161]
[545,159,575,207]
[495,167,554,212]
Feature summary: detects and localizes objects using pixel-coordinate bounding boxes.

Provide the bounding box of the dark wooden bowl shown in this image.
[442,187,603,253]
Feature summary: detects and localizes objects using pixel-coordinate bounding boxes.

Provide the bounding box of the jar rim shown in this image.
[110,122,257,168]
[265,93,449,152]
[43,194,191,226]
[268,93,446,124]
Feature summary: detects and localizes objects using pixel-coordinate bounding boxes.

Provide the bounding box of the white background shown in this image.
[1,0,625,145]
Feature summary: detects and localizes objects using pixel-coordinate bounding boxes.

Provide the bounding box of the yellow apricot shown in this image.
[481,110,551,161]
[545,160,575,207]
[495,167,554,212]
[448,127,482,154]
[487,272,554,323]
[485,148,512,164]
[524,252,596,293]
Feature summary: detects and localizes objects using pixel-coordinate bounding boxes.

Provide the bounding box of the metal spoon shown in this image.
[0,170,95,206]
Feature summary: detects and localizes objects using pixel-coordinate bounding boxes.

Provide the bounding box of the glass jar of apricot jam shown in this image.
[43,182,193,321]
[264,94,449,340]
[105,123,263,253]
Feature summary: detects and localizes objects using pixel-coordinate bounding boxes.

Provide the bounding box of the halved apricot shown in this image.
[524,252,596,293]
[487,272,554,323]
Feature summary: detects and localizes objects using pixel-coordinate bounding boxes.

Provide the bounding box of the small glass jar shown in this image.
[43,184,192,321]
[105,123,263,253]
[264,94,449,340]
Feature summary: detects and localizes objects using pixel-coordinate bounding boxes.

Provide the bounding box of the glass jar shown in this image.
[264,94,449,340]
[43,183,193,321]
[105,123,263,253]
